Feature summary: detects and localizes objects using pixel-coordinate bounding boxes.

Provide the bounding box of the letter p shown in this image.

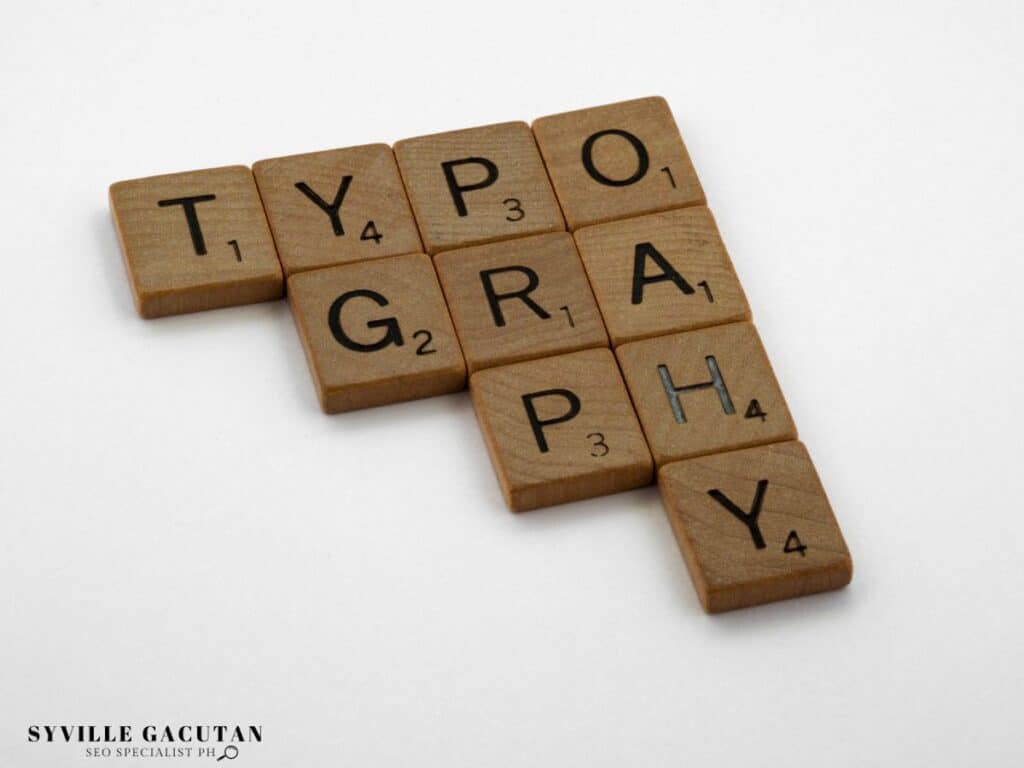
[521,388,581,453]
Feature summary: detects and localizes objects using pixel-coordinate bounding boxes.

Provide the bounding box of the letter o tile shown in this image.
[533,97,705,230]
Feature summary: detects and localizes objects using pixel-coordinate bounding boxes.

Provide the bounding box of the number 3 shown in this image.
[503,198,525,222]
[587,432,609,457]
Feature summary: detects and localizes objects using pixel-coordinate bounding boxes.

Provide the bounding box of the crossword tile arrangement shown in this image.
[109,96,853,613]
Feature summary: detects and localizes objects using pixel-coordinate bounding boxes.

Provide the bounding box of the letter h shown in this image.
[657,356,735,424]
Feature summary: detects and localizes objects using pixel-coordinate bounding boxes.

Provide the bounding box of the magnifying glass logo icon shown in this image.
[216,745,239,761]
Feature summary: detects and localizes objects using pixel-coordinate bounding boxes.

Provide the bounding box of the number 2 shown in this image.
[413,330,435,355]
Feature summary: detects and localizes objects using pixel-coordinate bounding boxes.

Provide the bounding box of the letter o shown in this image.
[580,129,650,187]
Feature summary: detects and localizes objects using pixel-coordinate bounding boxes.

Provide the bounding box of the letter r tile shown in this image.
[287,253,466,413]
[533,97,705,230]
[615,322,796,466]
[659,441,852,612]
[394,122,565,254]
[470,348,653,511]
[435,232,609,373]
[109,165,283,318]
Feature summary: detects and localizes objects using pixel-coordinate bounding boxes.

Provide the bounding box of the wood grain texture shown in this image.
[658,441,852,613]
[394,122,565,254]
[253,144,422,276]
[435,232,608,373]
[616,322,797,466]
[109,165,283,318]
[288,253,465,413]
[574,206,751,345]
[532,96,705,230]
[470,348,653,511]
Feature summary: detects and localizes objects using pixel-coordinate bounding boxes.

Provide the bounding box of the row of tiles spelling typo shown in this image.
[109,96,852,611]
[110,96,704,318]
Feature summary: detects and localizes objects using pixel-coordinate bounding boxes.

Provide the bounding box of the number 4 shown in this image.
[783,530,807,556]
[360,221,383,244]
[744,399,767,421]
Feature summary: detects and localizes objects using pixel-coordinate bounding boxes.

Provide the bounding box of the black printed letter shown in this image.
[479,266,551,327]
[521,389,581,453]
[441,157,499,217]
[157,194,216,255]
[708,480,769,549]
[581,129,649,187]
[327,289,404,352]
[631,242,695,304]
[295,176,353,236]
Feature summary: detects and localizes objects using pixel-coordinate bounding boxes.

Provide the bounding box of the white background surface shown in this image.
[2,1,1022,765]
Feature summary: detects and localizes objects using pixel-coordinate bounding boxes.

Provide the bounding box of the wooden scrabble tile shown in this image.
[533,96,705,230]
[658,441,852,613]
[616,322,796,466]
[394,122,565,254]
[574,206,750,345]
[110,165,283,318]
[470,348,653,511]
[253,144,422,276]
[288,253,465,413]
[434,232,609,373]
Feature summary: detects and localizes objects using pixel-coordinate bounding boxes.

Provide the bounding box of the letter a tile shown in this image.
[659,441,853,612]
[288,253,465,413]
[574,206,750,345]
[616,322,796,466]
[533,97,705,230]
[110,165,283,318]
[394,122,565,254]
[470,348,653,511]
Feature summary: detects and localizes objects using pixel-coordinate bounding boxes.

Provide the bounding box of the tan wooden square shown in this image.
[470,348,653,511]
[394,122,565,254]
[533,96,705,230]
[616,322,796,466]
[659,441,853,613]
[288,253,465,413]
[109,165,283,318]
[253,144,422,276]
[435,232,608,373]
[574,206,750,345]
